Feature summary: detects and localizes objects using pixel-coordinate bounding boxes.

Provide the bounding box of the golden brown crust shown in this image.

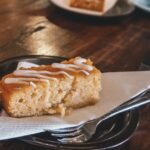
[0,57,102,117]
[0,82,11,115]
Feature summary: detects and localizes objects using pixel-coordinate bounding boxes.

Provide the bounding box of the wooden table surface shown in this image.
[0,0,150,149]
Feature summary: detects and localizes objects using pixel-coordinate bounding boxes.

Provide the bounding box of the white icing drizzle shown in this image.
[5,78,28,85]
[52,63,90,75]
[73,57,93,71]
[4,77,49,85]
[30,81,36,88]
[4,57,93,85]
[51,63,79,70]
[17,61,39,70]
[13,70,73,79]
[51,57,93,75]
[80,70,90,75]
[13,70,57,81]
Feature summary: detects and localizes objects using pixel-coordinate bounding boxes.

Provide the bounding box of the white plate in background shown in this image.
[50,0,135,17]
[134,0,150,12]
[50,0,118,16]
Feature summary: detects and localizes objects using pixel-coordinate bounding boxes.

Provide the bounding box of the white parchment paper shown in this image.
[0,71,150,140]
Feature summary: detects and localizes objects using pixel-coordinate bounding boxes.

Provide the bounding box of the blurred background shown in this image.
[0,0,149,72]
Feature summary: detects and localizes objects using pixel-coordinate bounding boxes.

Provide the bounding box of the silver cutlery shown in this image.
[46,86,150,144]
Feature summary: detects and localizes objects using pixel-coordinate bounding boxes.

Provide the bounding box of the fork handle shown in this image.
[96,86,150,125]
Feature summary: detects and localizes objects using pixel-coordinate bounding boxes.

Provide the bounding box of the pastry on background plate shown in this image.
[70,0,105,12]
[0,57,102,118]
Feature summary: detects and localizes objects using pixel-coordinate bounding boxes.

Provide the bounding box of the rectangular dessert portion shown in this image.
[70,0,105,12]
[0,57,102,117]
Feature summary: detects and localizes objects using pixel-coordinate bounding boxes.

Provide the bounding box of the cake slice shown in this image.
[70,0,105,12]
[0,57,102,117]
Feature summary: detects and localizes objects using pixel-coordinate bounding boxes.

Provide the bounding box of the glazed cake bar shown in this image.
[0,57,102,117]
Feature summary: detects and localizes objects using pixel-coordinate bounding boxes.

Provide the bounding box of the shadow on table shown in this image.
[25,3,129,30]
[25,1,150,32]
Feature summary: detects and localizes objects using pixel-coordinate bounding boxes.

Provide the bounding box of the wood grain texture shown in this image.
[0,0,150,149]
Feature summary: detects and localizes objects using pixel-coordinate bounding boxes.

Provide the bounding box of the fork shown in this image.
[46,86,150,143]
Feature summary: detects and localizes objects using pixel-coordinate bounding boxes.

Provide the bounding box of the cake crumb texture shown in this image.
[0,57,102,117]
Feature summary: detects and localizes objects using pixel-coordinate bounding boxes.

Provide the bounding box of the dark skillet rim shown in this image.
[0,55,67,65]
[0,55,140,149]
[0,55,67,78]
[20,110,139,150]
